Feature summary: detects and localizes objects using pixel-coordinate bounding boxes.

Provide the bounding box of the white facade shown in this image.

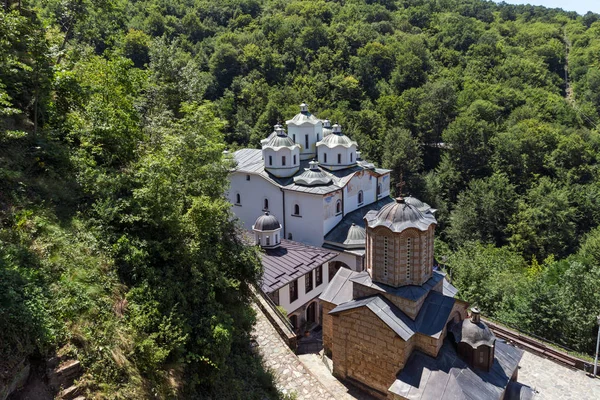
[275,262,331,321]
[229,173,283,231]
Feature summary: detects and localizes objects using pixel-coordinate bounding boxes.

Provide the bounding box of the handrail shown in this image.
[254,285,296,332]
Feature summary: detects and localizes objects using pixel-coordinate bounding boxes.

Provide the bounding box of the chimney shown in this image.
[470,307,481,324]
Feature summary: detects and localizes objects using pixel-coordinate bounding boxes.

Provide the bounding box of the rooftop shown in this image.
[259,239,338,293]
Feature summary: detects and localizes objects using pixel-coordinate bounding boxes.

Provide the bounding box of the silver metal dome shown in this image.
[364,197,436,232]
[253,212,281,231]
[344,223,366,247]
[293,160,332,186]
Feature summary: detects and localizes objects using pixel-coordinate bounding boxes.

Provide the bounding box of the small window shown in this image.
[358,190,363,204]
[282,155,286,166]
[293,154,297,164]
[305,270,313,293]
[336,200,342,215]
[288,233,293,240]
[377,183,382,196]
[258,236,261,245]
[293,134,296,142]
[350,153,353,162]
[246,174,250,181]
[294,204,300,216]
[317,133,320,141]
[305,135,309,149]
[264,198,269,210]
[266,236,270,246]
[337,153,341,164]
[316,265,323,286]
[324,153,327,163]
[275,233,278,243]
[269,155,273,166]
[236,193,241,204]
[290,279,298,302]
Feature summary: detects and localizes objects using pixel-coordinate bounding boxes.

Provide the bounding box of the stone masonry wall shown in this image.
[322,300,335,356]
[332,307,409,394]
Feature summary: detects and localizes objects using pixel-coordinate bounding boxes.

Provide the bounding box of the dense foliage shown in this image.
[2,0,600,397]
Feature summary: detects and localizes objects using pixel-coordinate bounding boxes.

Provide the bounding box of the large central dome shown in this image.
[365,197,436,232]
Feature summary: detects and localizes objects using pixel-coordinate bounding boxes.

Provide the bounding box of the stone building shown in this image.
[320,197,528,400]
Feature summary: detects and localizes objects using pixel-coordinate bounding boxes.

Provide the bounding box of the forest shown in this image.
[1,0,600,398]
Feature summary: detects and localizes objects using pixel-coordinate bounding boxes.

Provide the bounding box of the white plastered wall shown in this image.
[284,190,325,247]
[277,262,331,316]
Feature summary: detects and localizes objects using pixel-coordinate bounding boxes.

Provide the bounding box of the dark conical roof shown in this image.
[364,197,436,232]
[253,212,281,231]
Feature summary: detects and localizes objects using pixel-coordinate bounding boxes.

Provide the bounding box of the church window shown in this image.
[288,233,293,240]
[350,153,353,162]
[305,135,309,149]
[407,238,412,280]
[282,156,286,166]
[377,183,382,196]
[266,236,270,246]
[337,153,341,164]
[264,198,269,210]
[305,270,313,293]
[383,237,389,277]
[236,193,241,204]
[317,133,320,141]
[275,233,278,243]
[293,204,300,216]
[269,155,273,166]
[336,200,342,215]
[358,190,363,205]
[316,265,323,286]
[324,153,327,163]
[246,174,250,181]
[293,134,296,142]
[290,279,298,302]
[293,155,297,164]
[257,235,261,245]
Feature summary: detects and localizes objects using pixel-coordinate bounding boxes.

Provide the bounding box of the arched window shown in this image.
[269,155,273,166]
[324,153,327,163]
[282,155,286,166]
[336,200,342,215]
[264,198,269,210]
[236,193,241,204]
[358,190,363,204]
[275,234,278,243]
[317,133,320,141]
[337,153,341,164]
[293,134,296,142]
[293,155,297,164]
[294,204,300,216]
[266,236,270,246]
[350,153,353,162]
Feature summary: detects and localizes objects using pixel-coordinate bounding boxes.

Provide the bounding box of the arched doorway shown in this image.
[306,302,317,325]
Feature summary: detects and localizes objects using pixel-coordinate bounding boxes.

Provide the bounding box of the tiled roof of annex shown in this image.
[233,148,390,195]
[259,239,338,293]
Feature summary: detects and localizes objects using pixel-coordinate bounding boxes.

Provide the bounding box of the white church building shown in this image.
[228,104,393,270]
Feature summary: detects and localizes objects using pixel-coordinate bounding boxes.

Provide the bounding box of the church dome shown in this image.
[323,119,333,137]
[262,124,300,178]
[263,125,297,149]
[286,103,321,126]
[450,308,495,348]
[404,196,435,213]
[365,197,436,232]
[344,223,366,247]
[294,160,332,186]
[253,212,281,231]
[317,124,357,148]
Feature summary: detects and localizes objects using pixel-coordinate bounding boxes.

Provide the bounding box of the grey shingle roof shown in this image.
[389,339,525,400]
[349,270,447,302]
[259,239,338,293]
[233,149,389,196]
[328,290,455,341]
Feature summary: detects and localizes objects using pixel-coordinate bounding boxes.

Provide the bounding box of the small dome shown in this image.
[300,102,309,113]
[286,104,320,126]
[253,212,281,231]
[294,160,332,186]
[344,223,366,246]
[263,130,297,149]
[364,197,436,232]
[404,196,434,213]
[450,318,496,348]
[317,124,357,149]
[323,119,333,137]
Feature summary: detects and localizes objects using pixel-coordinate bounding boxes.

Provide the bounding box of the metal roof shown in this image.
[262,134,298,149]
[319,267,361,305]
[389,339,525,400]
[259,239,338,293]
[365,197,437,232]
[286,112,321,126]
[324,197,394,247]
[293,162,333,186]
[343,223,366,247]
[233,149,390,196]
[328,290,455,341]
[316,132,357,148]
[349,270,447,302]
[449,318,496,348]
